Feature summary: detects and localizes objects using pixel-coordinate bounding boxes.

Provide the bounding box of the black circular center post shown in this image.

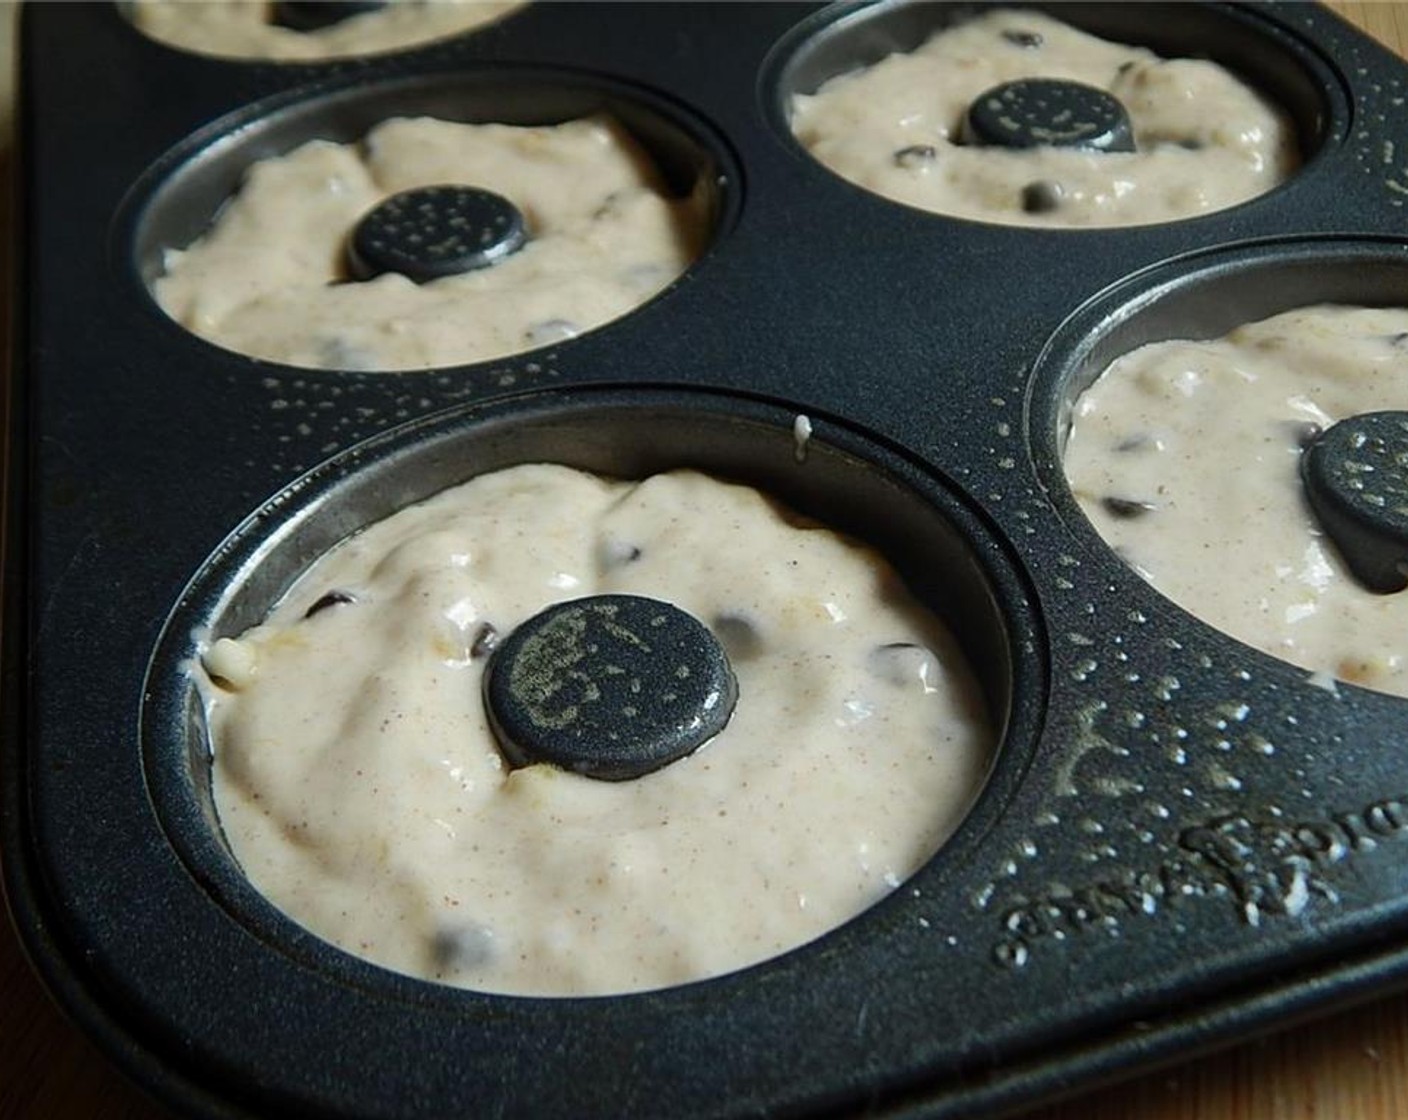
[964,78,1135,152]
[1301,410,1408,593]
[484,595,738,781]
[272,1,386,32]
[347,185,527,284]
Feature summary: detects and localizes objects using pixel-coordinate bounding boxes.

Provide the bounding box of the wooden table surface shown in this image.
[4,3,1408,1118]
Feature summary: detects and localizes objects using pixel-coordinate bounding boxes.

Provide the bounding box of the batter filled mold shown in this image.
[128,70,731,372]
[1037,238,1408,696]
[143,390,1039,997]
[127,0,524,62]
[768,1,1337,227]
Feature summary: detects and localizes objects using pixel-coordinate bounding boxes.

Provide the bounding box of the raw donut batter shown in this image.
[153,115,704,371]
[199,465,992,995]
[130,1,521,62]
[1064,305,1408,696]
[790,9,1298,228]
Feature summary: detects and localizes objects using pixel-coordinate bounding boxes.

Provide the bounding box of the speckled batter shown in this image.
[1064,305,1408,697]
[199,465,992,995]
[130,1,521,62]
[790,9,1298,228]
[153,115,704,371]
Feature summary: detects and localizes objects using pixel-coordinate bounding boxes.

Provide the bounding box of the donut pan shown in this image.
[8,2,1408,1117]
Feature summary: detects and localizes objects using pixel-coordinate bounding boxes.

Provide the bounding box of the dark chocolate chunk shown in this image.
[431,923,495,970]
[597,537,643,571]
[470,622,499,660]
[1100,496,1158,520]
[867,642,940,689]
[484,594,738,781]
[1021,180,1064,214]
[893,144,938,169]
[1115,433,1156,453]
[304,590,357,619]
[591,191,624,220]
[1389,331,1408,350]
[1001,28,1044,48]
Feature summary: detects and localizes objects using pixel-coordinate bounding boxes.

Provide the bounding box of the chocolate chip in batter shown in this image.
[597,537,643,571]
[1001,28,1043,48]
[1115,433,1156,453]
[1285,420,1324,449]
[1388,331,1408,350]
[470,622,500,660]
[713,612,764,660]
[1100,496,1158,520]
[593,191,625,220]
[431,923,496,970]
[304,590,357,619]
[893,144,938,169]
[1021,180,1065,214]
[867,642,940,689]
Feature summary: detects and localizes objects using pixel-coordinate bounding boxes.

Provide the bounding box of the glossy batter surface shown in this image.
[1065,305,1408,697]
[153,116,703,371]
[130,0,521,61]
[790,9,1298,228]
[200,466,992,995]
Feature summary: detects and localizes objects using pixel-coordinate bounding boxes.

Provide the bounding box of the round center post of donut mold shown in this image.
[272,0,387,32]
[1300,410,1408,593]
[483,594,739,781]
[346,185,528,283]
[963,78,1135,152]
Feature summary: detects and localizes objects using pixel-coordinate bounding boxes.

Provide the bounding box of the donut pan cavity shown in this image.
[9,3,1408,1118]
[127,66,735,306]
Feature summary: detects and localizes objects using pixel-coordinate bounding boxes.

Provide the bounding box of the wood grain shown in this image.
[2,3,1406,1119]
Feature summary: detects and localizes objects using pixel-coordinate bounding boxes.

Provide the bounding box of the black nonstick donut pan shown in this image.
[8,2,1408,1118]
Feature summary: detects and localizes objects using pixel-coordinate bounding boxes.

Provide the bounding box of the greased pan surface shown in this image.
[9,3,1408,1118]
